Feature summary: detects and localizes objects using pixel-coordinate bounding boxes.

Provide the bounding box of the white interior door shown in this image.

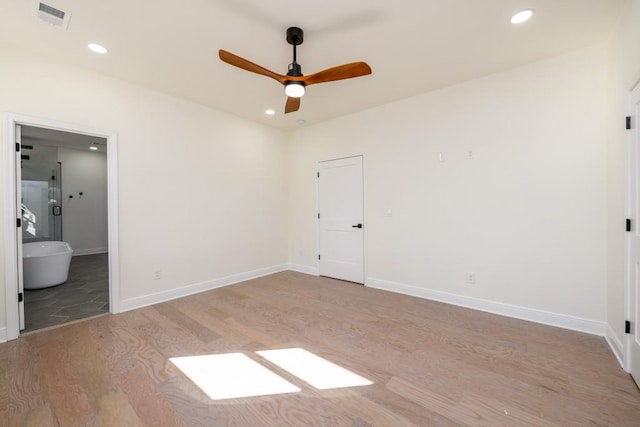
[318,156,364,284]
[15,124,25,331]
[629,83,640,386]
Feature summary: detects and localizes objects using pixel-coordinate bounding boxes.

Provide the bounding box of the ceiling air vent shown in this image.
[35,1,71,30]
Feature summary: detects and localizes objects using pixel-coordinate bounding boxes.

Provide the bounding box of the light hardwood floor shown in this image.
[2,271,639,426]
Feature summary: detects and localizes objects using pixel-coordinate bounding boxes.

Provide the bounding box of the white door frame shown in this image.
[316,154,367,283]
[626,74,640,373]
[3,113,120,341]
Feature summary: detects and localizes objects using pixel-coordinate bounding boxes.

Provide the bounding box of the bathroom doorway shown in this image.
[20,126,109,332]
[3,114,120,341]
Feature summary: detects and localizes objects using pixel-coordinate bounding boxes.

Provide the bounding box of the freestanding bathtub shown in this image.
[22,241,74,289]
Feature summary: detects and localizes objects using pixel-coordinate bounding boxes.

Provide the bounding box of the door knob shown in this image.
[352,224,363,229]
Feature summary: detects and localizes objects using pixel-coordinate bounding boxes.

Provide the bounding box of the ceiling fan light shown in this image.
[285,82,305,98]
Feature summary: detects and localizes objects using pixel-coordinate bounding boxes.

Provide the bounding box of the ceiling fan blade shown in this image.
[302,62,372,86]
[285,97,301,114]
[218,50,288,85]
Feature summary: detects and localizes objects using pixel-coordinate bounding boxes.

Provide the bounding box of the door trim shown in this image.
[625,75,640,373]
[3,113,120,341]
[316,154,366,283]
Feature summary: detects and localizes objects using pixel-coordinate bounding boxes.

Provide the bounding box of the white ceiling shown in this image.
[0,0,625,130]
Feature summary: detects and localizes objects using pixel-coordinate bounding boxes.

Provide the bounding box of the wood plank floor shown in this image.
[2,271,639,426]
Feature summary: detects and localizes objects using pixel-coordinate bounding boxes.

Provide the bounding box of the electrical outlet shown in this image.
[466,272,476,284]
[154,270,162,280]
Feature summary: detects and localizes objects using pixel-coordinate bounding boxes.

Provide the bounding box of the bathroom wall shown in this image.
[18,144,107,250]
[58,147,108,255]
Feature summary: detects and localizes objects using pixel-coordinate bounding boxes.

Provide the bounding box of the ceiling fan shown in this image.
[219,27,372,114]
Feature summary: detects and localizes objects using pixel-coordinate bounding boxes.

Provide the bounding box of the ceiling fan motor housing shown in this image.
[287,62,303,77]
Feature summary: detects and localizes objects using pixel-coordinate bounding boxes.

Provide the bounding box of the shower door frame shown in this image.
[21,161,64,243]
[3,113,120,341]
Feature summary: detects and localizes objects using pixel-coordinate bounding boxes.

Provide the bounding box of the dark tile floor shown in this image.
[24,253,109,332]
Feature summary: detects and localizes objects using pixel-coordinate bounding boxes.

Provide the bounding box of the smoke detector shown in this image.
[35,1,71,30]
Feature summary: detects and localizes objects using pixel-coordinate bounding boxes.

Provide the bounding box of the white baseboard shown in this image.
[0,327,7,344]
[605,324,626,369]
[120,264,288,312]
[287,263,319,276]
[366,277,606,336]
[73,247,108,256]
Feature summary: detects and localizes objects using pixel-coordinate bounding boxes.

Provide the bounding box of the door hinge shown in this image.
[317,213,320,219]
[318,254,321,260]
[16,218,21,228]
[317,172,320,178]
[626,116,632,130]
[627,218,632,232]
[625,320,631,334]
[15,142,20,152]
[18,292,23,303]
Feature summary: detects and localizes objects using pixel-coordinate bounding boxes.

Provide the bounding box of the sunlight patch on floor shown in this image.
[169,353,301,400]
[257,348,373,390]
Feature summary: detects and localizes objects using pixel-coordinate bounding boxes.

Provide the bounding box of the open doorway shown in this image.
[4,114,120,341]
[20,126,109,332]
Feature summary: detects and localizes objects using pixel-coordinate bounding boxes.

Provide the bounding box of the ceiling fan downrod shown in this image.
[286,27,304,77]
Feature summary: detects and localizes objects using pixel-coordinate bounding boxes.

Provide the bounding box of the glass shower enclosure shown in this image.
[21,161,63,243]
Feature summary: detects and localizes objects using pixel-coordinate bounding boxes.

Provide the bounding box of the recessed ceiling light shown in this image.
[296,119,306,125]
[510,9,534,24]
[88,43,108,54]
[265,109,275,116]
[89,146,98,151]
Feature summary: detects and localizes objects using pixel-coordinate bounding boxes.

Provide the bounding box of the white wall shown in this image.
[0,44,288,331]
[58,147,108,255]
[288,44,608,325]
[606,0,640,360]
[1,17,630,345]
